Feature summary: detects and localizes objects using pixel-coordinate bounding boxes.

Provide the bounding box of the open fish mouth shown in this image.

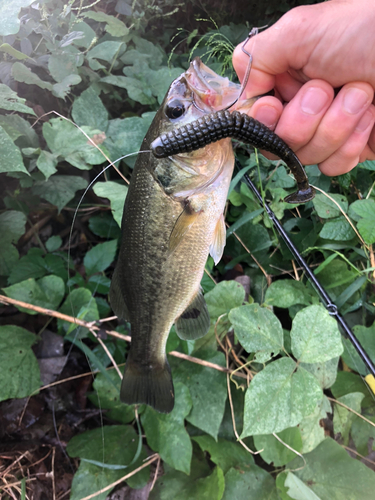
[185,57,241,112]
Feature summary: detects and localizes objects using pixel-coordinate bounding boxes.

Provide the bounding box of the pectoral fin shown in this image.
[175,288,210,340]
[209,214,226,265]
[109,266,130,321]
[169,203,200,252]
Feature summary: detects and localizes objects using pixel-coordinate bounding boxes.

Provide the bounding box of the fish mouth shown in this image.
[185,57,240,111]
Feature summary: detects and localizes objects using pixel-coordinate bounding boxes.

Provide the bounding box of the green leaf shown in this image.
[12,62,53,90]
[319,217,356,241]
[2,276,65,314]
[0,210,26,243]
[313,193,348,219]
[265,280,314,308]
[0,325,41,401]
[101,74,156,105]
[0,125,28,174]
[72,86,108,131]
[83,240,117,276]
[92,181,127,227]
[0,83,35,114]
[349,198,375,219]
[300,357,339,389]
[222,466,278,500]
[298,396,331,453]
[149,66,185,104]
[48,53,80,83]
[341,321,375,375]
[67,425,149,500]
[36,150,58,179]
[8,248,67,285]
[205,280,245,319]
[0,240,19,276]
[331,371,372,407]
[104,112,155,168]
[172,351,227,440]
[32,175,88,213]
[88,212,121,239]
[52,74,82,99]
[142,382,192,474]
[333,392,364,444]
[253,427,303,466]
[351,413,375,456]
[357,217,375,245]
[284,472,321,500]
[286,438,375,499]
[45,235,62,253]
[152,467,225,500]
[229,303,283,355]
[241,358,322,437]
[42,118,107,168]
[84,11,129,37]
[192,435,254,474]
[58,288,99,335]
[87,41,126,64]
[89,369,135,424]
[0,0,35,35]
[290,305,343,363]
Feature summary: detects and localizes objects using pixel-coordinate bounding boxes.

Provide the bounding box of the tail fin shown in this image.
[120,358,174,413]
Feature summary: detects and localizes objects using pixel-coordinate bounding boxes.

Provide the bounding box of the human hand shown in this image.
[233,0,375,176]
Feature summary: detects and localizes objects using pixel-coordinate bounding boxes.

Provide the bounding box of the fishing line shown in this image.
[63,151,149,478]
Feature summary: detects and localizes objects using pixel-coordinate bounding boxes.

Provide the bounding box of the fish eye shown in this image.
[165,100,186,120]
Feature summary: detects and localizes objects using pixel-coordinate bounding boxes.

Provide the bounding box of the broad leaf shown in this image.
[286,438,375,500]
[0,325,41,401]
[0,125,28,174]
[92,181,127,227]
[192,435,254,474]
[3,275,65,313]
[222,465,278,500]
[0,0,35,35]
[172,350,227,440]
[229,303,283,355]
[290,305,343,363]
[83,240,117,276]
[142,382,193,474]
[67,425,149,500]
[0,83,35,114]
[313,193,348,219]
[254,427,303,466]
[241,358,322,436]
[72,86,109,131]
[32,175,88,213]
[265,280,314,308]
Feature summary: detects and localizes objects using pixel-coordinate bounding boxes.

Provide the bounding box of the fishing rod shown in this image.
[236,159,375,378]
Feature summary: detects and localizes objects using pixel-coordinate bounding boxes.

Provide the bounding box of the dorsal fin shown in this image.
[175,288,210,340]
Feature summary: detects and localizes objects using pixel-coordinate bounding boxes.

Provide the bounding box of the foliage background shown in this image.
[1,0,375,499]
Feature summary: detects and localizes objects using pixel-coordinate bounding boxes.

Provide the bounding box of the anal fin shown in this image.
[120,358,174,413]
[109,266,130,321]
[169,203,201,252]
[209,213,226,265]
[175,288,210,340]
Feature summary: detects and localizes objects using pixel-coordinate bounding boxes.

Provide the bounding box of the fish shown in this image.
[109,58,249,413]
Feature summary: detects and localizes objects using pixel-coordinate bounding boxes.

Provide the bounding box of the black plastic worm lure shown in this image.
[151,110,315,204]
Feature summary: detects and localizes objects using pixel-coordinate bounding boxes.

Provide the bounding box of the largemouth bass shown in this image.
[110,59,247,413]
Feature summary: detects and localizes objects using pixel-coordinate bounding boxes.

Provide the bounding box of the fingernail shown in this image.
[343,88,369,114]
[301,87,329,115]
[355,109,373,132]
[254,105,279,128]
